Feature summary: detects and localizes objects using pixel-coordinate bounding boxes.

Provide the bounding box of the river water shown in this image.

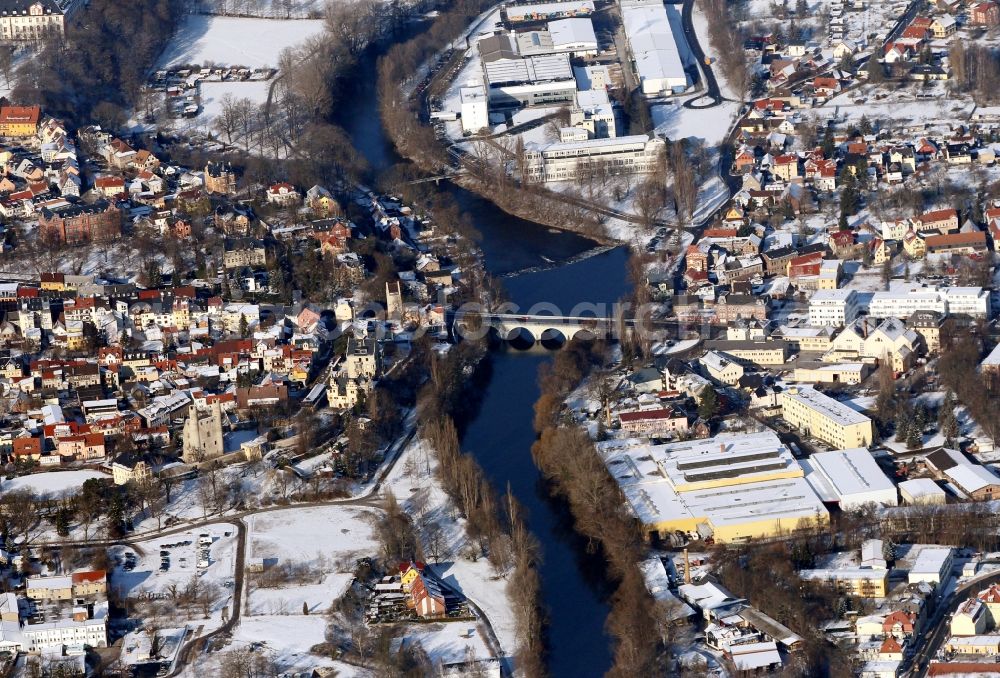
[334,41,631,677]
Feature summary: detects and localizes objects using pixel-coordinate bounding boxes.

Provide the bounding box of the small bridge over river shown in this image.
[453,311,626,348]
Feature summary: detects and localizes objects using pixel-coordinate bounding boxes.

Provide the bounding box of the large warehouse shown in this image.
[619,0,689,95]
[600,431,829,543]
[806,448,898,509]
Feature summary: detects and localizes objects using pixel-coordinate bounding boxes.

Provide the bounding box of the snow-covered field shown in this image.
[185,615,368,678]
[2,470,107,498]
[652,99,741,145]
[246,505,378,565]
[248,573,354,615]
[157,15,326,69]
[186,79,273,131]
[396,622,494,667]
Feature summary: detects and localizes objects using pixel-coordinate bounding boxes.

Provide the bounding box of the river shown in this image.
[334,38,632,677]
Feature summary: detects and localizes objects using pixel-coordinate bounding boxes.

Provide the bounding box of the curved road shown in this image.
[678,0,725,110]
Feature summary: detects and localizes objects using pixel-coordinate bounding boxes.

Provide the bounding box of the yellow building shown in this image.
[945,636,1000,655]
[906,311,943,354]
[951,599,988,636]
[800,567,889,598]
[605,431,830,543]
[780,386,874,448]
[0,105,40,136]
[0,3,63,41]
[977,585,1000,627]
[112,459,152,485]
[702,340,789,366]
[903,231,926,259]
[792,362,871,385]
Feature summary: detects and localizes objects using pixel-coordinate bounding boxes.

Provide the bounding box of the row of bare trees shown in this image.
[415,338,546,676]
[530,341,664,676]
[949,40,1000,104]
[701,0,750,98]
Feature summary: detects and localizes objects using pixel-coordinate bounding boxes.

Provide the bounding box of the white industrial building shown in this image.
[808,289,861,327]
[806,448,898,509]
[868,283,990,320]
[522,134,665,182]
[600,431,830,543]
[620,0,689,95]
[574,64,612,90]
[570,88,617,138]
[460,85,489,134]
[516,18,598,57]
[907,546,954,586]
[479,35,577,107]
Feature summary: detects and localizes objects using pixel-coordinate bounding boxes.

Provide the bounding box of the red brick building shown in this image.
[39,202,121,244]
[972,1,999,25]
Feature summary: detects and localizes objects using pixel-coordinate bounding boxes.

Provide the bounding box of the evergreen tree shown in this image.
[882,538,896,562]
[895,409,911,442]
[698,388,719,419]
[939,390,960,445]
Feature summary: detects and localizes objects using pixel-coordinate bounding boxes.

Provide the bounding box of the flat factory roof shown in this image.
[620,1,687,89]
[810,448,896,500]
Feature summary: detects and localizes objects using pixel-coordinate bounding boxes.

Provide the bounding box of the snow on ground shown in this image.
[176,79,273,135]
[157,15,326,69]
[691,174,730,225]
[690,3,742,102]
[2,470,107,498]
[395,622,493,666]
[246,505,378,565]
[382,436,515,668]
[248,573,354,615]
[110,525,238,635]
[824,89,975,125]
[184,615,370,678]
[652,99,741,146]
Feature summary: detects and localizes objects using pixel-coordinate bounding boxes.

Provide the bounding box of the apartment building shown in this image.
[38,202,121,244]
[868,283,990,320]
[780,386,874,448]
[522,134,665,182]
[800,567,889,597]
[808,289,860,327]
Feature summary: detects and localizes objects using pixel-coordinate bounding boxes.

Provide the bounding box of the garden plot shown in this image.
[246,505,378,565]
[243,506,377,622]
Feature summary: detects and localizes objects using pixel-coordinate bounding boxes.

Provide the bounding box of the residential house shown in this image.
[265,182,300,206]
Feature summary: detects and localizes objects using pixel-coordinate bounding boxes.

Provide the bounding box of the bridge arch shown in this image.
[539,328,567,350]
[506,326,535,350]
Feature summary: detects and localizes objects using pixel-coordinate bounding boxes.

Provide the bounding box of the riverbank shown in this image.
[373,0,626,245]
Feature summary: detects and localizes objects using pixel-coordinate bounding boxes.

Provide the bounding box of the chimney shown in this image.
[862,319,868,339]
[720,443,725,453]
[684,548,692,584]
